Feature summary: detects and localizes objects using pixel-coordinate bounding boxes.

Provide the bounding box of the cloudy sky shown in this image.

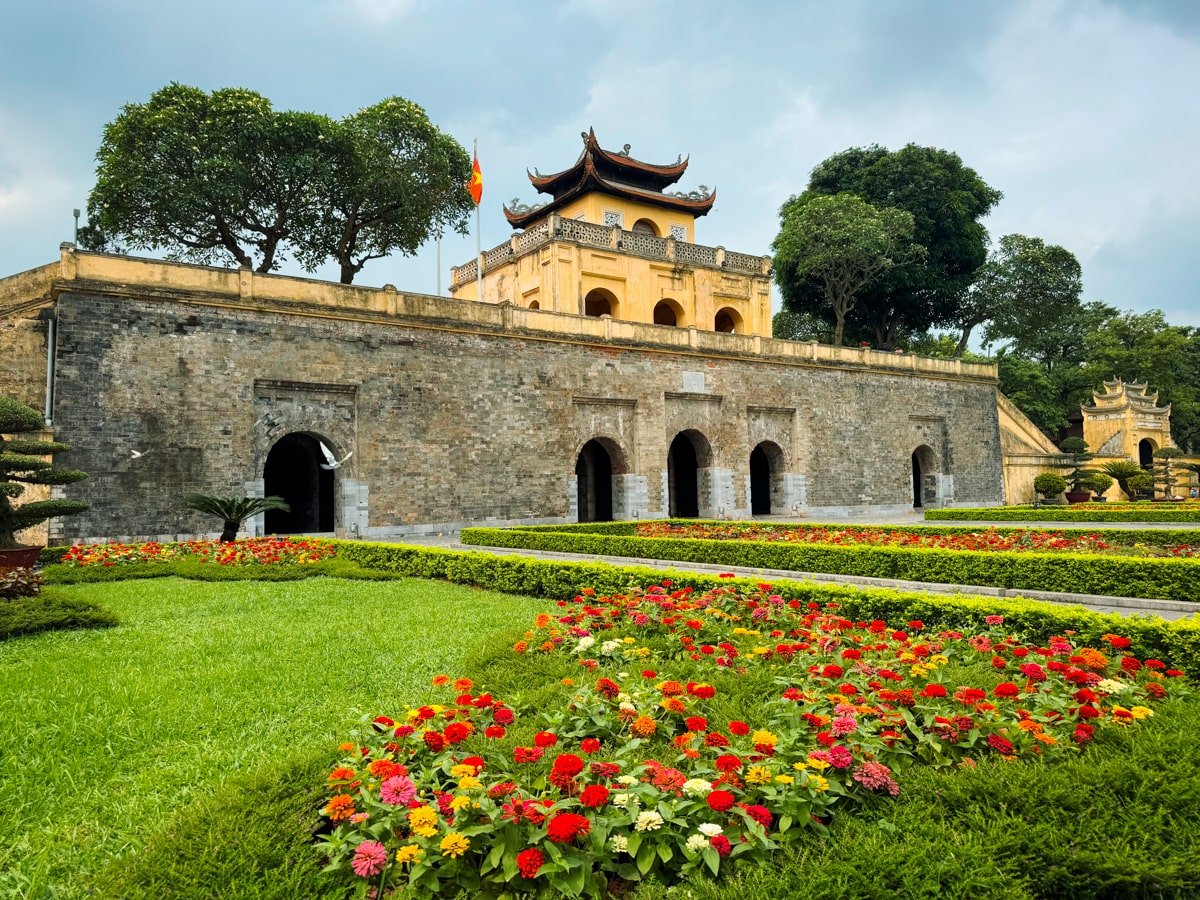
[2,0,1198,326]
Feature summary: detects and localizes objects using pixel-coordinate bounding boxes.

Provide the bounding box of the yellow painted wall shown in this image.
[555,195,696,243]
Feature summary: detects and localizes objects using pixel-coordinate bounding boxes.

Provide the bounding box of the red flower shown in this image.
[685,716,708,732]
[551,753,584,777]
[484,725,506,739]
[1121,656,1143,674]
[714,754,742,773]
[444,722,471,744]
[517,847,544,879]
[705,731,730,748]
[1073,723,1095,745]
[460,755,485,773]
[579,784,610,808]
[920,684,948,698]
[595,678,621,698]
[992,682,1019,698]
[513,746,544,764]
[534,731,559,748]
[488,781,517,799]
[739,803,773,828]
[729,721,750,736]
[493,707,515,725]
[423,730,446,752]
[707,790,736,812]
[1103,634,1132,650]
[710,834,732,857]
[580,737,601,754]
[687,682,716,699]
[590,761,621,779]
[546,812,592,844]
[987,734,1015,755]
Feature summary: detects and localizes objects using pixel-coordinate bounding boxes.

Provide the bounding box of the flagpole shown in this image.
[436,233,442,296]
[474,138,482,302]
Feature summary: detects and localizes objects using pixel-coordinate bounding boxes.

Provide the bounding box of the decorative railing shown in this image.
[558,217,614,246]
[484,243,514,269]
[514,220,550,254]
[724,249,765,274]
[674,241,718,267]
[620,230,668,258]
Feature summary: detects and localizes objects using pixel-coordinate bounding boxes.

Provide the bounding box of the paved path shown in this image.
[398,533,1198,622]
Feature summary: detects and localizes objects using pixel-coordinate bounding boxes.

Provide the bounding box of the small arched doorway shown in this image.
[584,288,618,318]
[264,432,335,534]
[668,430,712,518]
[911,445,937,508]
[714,307,742,333]
[1139,438,1157,469]
[528,300,540,310]
[653,299,682,327]
[750,441,785,515]
[631,218,659,236]
[575,440,614,522]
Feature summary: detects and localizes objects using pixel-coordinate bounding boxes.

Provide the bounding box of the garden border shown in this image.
[926,506,1200,523]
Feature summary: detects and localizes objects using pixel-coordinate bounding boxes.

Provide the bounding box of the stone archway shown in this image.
[714,307,742,333]
[668,429,713,518]
[263,432,335,534]
[750,440,786,515]
[911,444,938,509]
[1139,438,1157,469]
[584,288,619,318]
[576,439,615,522]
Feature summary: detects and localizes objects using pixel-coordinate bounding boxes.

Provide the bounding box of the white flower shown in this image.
[634,810,665,832]
[613,792,640,810]
[698,823,724,837]
[616,774,639,786]
[618,700,636,713]
[686,834,709,853]
[609,834,629,853]
[1096,678,1131,695]
[682,778,713,796]
[601,640,622,655]
[574,635,595,653]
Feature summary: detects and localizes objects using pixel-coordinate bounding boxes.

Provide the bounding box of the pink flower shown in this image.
[831,715,858,737]
[984,615,1005,626]
[827,745,853,769]
[381,774,416,806]
[351,840,388,878]
[852,762,900,797]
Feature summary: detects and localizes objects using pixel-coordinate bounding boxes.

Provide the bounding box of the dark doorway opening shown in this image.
[576,440,614,522]
[264,433,334,534]
[912,452,923,508]
[750,444,772,514]
[1139,439,1155,469]
[668,433,700,517]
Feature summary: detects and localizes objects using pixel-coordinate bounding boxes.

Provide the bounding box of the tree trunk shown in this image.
[220,520,239,543]
[955,323,974,357]
[833,314,846,347]
[339,263,358,284]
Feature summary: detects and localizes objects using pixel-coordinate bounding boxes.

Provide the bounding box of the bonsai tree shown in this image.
[1151,447,1184,498]
[1099,460,1145,500]
[1083,473,1114,500]
[0,397,89,550]
[183,494,290,543]
[1057,437,1097,494]
[1126,473,1154,500]
[1033,472,1067,503]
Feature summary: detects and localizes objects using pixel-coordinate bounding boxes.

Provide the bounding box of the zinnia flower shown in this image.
[395,844,423,865]
[440,832,470,858]
[517,847,545,879]
[381,774,416,806]
[547,812,592,843]
[580,784,610,808]
[631,715,657,737]
[635,810,665,832]
[706,789,736,812]
[710,834,732,857]
[351,840,388,878]
[324,794,356,822]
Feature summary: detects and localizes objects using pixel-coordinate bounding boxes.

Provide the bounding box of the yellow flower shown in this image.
[408,805,438,837]
[440,833,470,858]
[774,774,794,785]
[1130,706,1154,720]
[930,654,949,665]
[449,764,475,778]
[806,757,830,771]
[898,651,916,663]
[623,637,636,644]
[449,794,471,812]
[751,730,779,747]
[792,761,809,772]
[752,646,770,655]
[395,844,424,865]
[807,775,829,792]
[746,766,773,785]
[634,647,653,658]
[457,775,481,791]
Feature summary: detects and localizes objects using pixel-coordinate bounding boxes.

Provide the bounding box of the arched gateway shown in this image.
[263,432,335,534]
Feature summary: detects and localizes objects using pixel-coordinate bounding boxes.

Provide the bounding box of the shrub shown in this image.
[0,591,118,640]
[1083,473,1114,497]
[0,566,42,600]
[927,505,1200,523]
[1034,472,1068,498]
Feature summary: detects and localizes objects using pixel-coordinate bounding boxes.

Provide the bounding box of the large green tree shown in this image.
[777,144,1001,348]
[86,85,472,283]
[771,193,918,346]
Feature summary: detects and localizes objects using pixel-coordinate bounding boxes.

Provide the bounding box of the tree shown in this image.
[1057,437,1097,493]
[1151,447,1184,498]
[953,234,1082,357]
[297,98,473,284]
[772,193,918,345]
[0,398,88,549]
[779,144,1001,348]
[183,494,290,543]
[772,308,831,343]
[1099,460,1144,501]
[88,84,334,273]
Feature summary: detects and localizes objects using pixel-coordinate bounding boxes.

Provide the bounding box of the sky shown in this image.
[2,0,1198,327]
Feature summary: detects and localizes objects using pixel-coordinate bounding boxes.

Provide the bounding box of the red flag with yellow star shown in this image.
[467,152,483,206]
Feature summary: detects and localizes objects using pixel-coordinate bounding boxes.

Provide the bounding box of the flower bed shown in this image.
[318,582,1185,896]
[57,537,335,567]
[633,521,1197,558]
[927,504,1200,523]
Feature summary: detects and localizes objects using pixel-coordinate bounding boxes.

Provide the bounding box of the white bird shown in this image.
[318,442,353,471]
[130,449,150,459]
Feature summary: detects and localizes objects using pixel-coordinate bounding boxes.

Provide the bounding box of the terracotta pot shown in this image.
[0,546,43,570]
[1064,491,1092,504]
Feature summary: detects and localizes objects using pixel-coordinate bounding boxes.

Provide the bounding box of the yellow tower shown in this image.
[450,129,772,337]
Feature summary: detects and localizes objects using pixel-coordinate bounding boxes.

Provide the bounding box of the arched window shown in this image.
[714,307,742,333]
[584,288,619,318]
[631,218,660,236]
[653,300,681,327]
[528,299,540,310]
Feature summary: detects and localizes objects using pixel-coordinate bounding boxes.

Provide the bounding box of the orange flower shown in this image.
[1016,719,1043,734]
[325,794,356,822]
[432,674,451,686]
[1033,732,1057,746]
[1074,648,1109,672]
[328,766,356,782]
[661,697,687,714]
[535,613,553,628]
[453,678,474,692]
[513,641,528,654]
[659,681,685,696]
[540,641,556,653]
[631,715,657,737]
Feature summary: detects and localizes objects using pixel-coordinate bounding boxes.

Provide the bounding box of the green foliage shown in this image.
[458,526,1200,603]
[0,397,88,549]
[87,84,472,284]
[1033,472,1068,497]
[0,589,117,640]
[1099,460,1148,500]
[41,555,388,585]
[1083,473,1114,496]
[1153,447,1186,498]
[772,192,919,345]
[182,493,289,542]
[1057,438,1097,493]
[1127,473,1154,496]
[927,505,1200,523]
[771,308,831,343]
[778,144,1001,348]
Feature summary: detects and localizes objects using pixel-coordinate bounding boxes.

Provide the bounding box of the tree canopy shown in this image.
[775,144,1001,348]
[86,84,472,283]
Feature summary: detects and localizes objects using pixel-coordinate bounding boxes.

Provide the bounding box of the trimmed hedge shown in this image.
[0,590,119,640]
[330,540,1200,676]
[40,557,397,585]
[459,527,1200,602]
[510,518,1200,549]
[928,505,1200,523]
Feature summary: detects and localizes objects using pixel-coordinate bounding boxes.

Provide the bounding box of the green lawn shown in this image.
[0,577,545,898]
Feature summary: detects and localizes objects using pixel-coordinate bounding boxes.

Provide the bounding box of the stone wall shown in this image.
[3,250,1006,542]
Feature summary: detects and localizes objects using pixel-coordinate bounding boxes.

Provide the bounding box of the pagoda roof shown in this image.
[504,128,715,229]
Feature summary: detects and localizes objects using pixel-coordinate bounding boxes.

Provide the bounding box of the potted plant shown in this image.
[183,494,290,543]
[1058,437,1098,504]
[1033,472,1068,506]
[1126,473,1154,501]
[1099,460,1145,501]
[1,397,89,569]
[1083,473,1114,502]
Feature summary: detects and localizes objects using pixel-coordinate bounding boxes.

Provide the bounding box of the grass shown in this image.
[0,588,118,640]
[0,576,546,898]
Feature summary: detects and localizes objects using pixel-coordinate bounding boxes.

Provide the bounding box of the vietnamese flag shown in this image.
[467,152,483,205]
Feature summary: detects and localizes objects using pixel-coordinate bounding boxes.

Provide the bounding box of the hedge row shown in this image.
[509,519,1200,549]
[927,506,1200,523]
[331,540,1200,677]
[40,557,395,585]
[459,527,1200,602]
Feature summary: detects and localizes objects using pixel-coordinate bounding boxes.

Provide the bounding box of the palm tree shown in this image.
[1098,460,1146,501]
[183,494,290,543]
